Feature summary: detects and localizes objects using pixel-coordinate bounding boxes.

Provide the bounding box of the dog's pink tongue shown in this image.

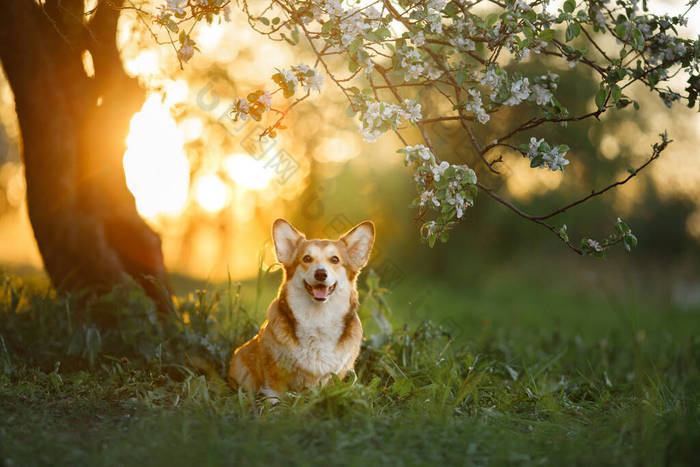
[312,286,329,299]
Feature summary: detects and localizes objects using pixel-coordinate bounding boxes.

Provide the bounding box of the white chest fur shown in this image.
[283,278,355,376]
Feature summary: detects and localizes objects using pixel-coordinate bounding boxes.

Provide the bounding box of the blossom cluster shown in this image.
[465,89,489,125]
[521,137,570,172]
[155,0,230,61]
[157,0,230,21]
[395,46,443,82]
[177,34,196,63]
[400,145,478,246]
[272,64,324,97]
[355,97,422,142]
[229,90,272,122]
[476,67,561,118]
[581,218,638,256]
[228,64,323,122]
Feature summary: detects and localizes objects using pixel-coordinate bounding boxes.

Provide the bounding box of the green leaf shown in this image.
[610,84,622,104]
[259,17,270,26]
[563,0,576,13]
[464,168,477,185]
[615,23,627,38]
[623,233,638,250]
[486,13,499,27]
[633,28,645,49]
[616,219,630,233]
[566,22,581,42]
[166,19,178,33]
[539,29,556,41]
[375,27,391,39]
[595,86,607,110]
[558,225,569,242]
[456,70,468,86]
[321,20,336,35]
[349,38,363,57]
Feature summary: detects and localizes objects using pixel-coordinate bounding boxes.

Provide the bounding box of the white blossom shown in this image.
[427,0,447,12]
[531,84,553,106]
[420,190,440,207]
[412,30,426,47]
[504,78,530,106]
[426,14,443,34]
[231,98,250,121]
[304,69,325,93]
[450,36,475,52]
[177,44,194,63]
[403,144,433,163]
[402,99,423,123]
[258,91,272,110]
[280,69,299,91]
[432,161,450,181]
[465,89,490,124]
[542,146,570,171]
[165,0,186,15]
[585,239,603,252]
[526,137,570,171]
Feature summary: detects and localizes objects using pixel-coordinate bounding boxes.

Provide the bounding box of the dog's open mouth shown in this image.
[303,281,337,301]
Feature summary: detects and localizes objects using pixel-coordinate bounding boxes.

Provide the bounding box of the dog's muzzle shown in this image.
[303,280,337,302]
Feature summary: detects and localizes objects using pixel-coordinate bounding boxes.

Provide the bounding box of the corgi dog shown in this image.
[228,218,375,397]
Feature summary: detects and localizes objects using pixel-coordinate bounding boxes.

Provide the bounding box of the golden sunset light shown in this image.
[3,1,700,461]
[194,172,228,213]
[222,153,274,191]
[123,94,190,219]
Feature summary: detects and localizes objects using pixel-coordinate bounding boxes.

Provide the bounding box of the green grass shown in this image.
[0,256,698,466]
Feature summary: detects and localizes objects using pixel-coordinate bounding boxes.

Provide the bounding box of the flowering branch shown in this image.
[129,0,699,256]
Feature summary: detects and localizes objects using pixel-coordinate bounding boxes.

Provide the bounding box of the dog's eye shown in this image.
[303,255,312,263]
[330,256,339,264]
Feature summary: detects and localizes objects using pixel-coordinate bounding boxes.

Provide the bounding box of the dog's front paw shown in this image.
[261,387,281,405]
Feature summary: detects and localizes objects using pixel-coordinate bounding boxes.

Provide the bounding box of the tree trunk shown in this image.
[0,0,172,310]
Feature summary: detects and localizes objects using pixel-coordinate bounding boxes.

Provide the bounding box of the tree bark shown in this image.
[0,0,172,310]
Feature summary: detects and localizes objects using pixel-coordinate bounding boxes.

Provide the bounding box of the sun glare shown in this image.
[196,22,225,51]
[124,94,190,219]
[194,173,228,213]
[163,79,189,106]
[180,117,203,142]
[223,153,274,190]
[124,50,159,76]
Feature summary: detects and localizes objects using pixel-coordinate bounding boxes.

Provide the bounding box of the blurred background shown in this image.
[0,0,698,312]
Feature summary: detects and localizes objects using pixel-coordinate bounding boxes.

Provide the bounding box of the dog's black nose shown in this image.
[314,268,327,282]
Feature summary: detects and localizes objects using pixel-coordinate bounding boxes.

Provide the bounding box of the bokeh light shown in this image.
[223,154,274,191]
[194,173,228,213]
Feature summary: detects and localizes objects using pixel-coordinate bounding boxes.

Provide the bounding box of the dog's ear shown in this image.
[272,218,305,265]
[339,221,375,270]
